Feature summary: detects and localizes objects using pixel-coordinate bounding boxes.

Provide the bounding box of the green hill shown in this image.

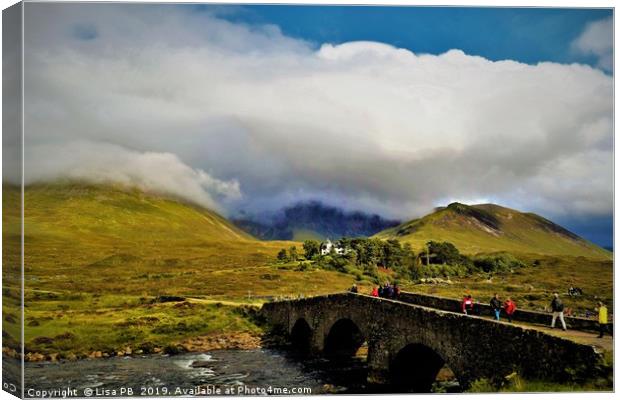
[3,182,358,357]
[375,202,610,259]
[4,182,356,297]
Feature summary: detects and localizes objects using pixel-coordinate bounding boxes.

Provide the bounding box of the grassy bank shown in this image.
[7,293,266,360]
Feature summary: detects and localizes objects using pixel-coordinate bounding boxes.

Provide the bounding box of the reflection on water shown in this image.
[22,348,459,396]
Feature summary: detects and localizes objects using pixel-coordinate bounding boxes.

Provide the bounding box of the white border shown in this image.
[0,2,615,400]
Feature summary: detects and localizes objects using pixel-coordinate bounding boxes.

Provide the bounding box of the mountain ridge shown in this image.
[232,200,401,241]
[375,202,610,259]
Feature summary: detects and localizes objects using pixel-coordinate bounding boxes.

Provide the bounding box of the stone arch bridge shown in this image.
[261,293,603,391]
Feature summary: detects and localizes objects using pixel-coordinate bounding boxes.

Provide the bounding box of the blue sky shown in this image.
[207,6,612,71]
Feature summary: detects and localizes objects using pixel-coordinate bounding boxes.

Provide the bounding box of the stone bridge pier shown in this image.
[261,293,603,391]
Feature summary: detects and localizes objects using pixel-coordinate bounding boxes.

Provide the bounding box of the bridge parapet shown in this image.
[261,292,604,391]
[398,291,613,334]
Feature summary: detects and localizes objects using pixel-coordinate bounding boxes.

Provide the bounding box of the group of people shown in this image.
[461,293,517,322]
[487,294,517,322]
[567,285,583,297]
[548,293,609,338]
[350,284,609,339]
[485,292,608,338]
[370,282,401,299]
[348,282,401,299]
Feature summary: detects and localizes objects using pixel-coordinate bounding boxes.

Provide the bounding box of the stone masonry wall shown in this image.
[261,293,605,388]
[398,291,613,334]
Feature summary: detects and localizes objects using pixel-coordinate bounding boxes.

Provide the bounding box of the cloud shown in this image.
[21,4,613,221]
[572,17,613,72]
[20,142,241,212]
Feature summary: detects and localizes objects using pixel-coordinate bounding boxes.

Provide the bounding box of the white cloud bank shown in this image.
[24,142,241,212]
[19,4,613,220]
[572,16,613,72]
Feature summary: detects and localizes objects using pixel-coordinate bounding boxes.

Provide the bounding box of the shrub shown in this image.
[467,378,496,393]
[474,253,526,274]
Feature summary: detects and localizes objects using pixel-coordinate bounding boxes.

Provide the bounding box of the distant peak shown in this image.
[447,202,470,211]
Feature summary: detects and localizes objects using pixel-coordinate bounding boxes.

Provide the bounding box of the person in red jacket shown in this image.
[504,297,517,323]
[371,287,379,297]
[462,294,474,315]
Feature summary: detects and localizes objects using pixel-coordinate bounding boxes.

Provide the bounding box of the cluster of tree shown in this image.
[276,238,526,281]
[473,253,526,273]
[424,241,471,266]
[277,238,418,280]
[277,246,299,262]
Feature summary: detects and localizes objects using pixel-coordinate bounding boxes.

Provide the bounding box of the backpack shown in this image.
[553,298,564,312]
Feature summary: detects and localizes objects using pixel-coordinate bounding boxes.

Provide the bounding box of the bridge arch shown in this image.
[389,342,460,392]
[323,318,366,360]
[261,293,603,390]
[290,318,313,355]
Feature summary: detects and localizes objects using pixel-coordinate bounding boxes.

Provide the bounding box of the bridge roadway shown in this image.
[261,292,609,391]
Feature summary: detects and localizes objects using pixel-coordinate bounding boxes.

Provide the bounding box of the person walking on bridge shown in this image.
[490,293,502,320]
[371,287,379,297]
[462,294,474,315]
[349,283,358,294]
[385,283,394,299]
[550,293,567,331]
[503,297,516,323]
[596,301,608,338]
[393,283,401,299]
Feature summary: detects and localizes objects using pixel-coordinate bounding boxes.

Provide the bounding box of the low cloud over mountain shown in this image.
[233,201,401,240]
[14,4,612,232]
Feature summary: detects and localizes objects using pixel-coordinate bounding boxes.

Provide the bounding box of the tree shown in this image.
[277,248,288,261]
[383,239,404,267]
[288,246,298,261]
[303,240,321,259]
[426,241,461,265]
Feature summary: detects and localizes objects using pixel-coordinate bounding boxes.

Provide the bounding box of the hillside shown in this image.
[375,202,611,259]
[3,183,359,358]
[233,200,400,240]
[2,182,358,298]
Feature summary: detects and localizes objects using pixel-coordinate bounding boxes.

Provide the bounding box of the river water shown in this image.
[22,349,371,397]
[21,349,459,396]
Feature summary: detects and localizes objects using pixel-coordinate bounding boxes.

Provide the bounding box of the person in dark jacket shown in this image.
[550,293,567,331]
[393,284,401,299]
[349,284,358,294]
[385,284,394,299]
[490,293,502,321]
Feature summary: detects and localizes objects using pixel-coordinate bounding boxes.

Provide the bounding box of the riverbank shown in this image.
[5,293,277,363]
[7,330,266,363]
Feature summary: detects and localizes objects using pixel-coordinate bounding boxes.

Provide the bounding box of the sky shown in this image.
[9,4,613,247]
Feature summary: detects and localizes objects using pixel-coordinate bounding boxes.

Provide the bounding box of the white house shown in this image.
[320,239,347,256]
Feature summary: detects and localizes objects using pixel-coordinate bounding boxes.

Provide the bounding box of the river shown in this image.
[20,349,460,396]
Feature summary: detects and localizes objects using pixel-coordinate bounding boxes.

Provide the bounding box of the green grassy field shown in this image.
[2,183,355,358]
